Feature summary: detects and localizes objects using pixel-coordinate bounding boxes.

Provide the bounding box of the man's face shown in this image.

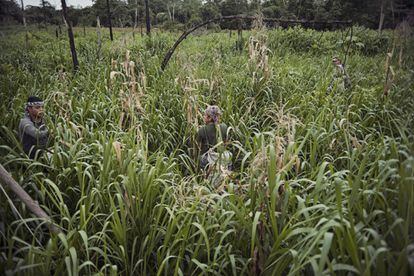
[332,58,341,66]
[204,114,220,124]
[28,105,44,119]
[203,114,210,124]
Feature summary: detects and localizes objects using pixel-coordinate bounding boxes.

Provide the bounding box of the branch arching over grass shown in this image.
[0,164,62,234]
[160,15,352,71]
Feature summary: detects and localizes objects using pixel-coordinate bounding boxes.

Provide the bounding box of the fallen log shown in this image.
[0,164,61,234]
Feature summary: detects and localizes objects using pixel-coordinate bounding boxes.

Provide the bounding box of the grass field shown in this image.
[0,24,413,275]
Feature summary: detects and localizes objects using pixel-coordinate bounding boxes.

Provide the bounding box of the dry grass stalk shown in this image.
[175,63,207,128]
[123,50,131,76]
[135,124,143,144]
[250,104,301,190]
[248,36,271,80]
[49,91,72,120]
[203,50,224,98]
[110,71,124,86]
[248,16,271,86]
[111,59,117,70]
[112,50,145,129]
[295,155,301,173]
[135,53,147,94]
[396,21,411,68]
[274,136,284,170]
[351,136,362,149]
[57,65,67,82]
[383,21,412,96]
[112,141,122,165]
[181,76,200,128]
[383,52,395,96]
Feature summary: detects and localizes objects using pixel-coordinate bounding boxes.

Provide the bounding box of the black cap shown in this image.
[26,96,44,107]
[27,96,43,103]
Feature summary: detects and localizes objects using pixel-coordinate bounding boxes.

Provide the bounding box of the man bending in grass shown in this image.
[196,105,232,179]
[19,96,49,159]
[328,56,351,92]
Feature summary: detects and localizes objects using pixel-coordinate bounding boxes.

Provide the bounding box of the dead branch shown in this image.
[0,164,62,234]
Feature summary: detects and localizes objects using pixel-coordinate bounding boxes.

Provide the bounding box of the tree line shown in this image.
[1,0,413,30]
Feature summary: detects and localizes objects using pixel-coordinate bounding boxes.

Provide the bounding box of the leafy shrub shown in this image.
[267,25,391,56]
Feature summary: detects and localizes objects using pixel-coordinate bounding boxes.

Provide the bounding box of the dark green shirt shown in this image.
[19,113,49,159]
[197,123,228,155]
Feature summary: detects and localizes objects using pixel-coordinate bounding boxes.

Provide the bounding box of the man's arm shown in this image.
[196,128,203,152]
[221,124,229,143]
[20,118,48,140]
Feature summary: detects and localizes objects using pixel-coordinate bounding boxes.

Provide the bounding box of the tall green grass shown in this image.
[0,25,413,275]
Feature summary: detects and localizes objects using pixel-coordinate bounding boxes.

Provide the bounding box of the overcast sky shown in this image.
[24,0,93,9]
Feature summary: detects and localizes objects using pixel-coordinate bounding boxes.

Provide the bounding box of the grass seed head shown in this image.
[112,141,122,164]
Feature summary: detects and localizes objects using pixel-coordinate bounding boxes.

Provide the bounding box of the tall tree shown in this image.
[166,0,177,22]
[144,0,151,35]
[20,0,28,47]
[96,16,102,57]
[0,0,23,24]
[39,0,56,24]
[378,0,386,33]
[106,0,113,41]
[134,0,138,29]
[61,0,79,72]
[20,0,26,27]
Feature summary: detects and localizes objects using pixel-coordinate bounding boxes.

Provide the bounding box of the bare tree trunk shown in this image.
[237,29,243,50]
[378,0,385,34]
[132,1,137,38]
[20,0,28,47]
[106,0,113,41]
[144,0,151,35]
[167,5,172,21]
[62,14,68,27]
[20,0,26,27]
[0,164,61,234]
[237,20,243,52]
[134,0,138,31]
[61,0,79,72]
[42,0,46,24]
[97,16,102,58]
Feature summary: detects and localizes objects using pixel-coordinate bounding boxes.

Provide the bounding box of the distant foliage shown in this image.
[267,26,392,55]
[1,0,412,30]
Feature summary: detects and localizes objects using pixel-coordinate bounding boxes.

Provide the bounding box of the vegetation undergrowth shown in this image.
[0,25,413,275]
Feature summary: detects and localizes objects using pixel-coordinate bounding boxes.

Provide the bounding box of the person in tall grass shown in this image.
[19,96,49,159]
[197,105,232,175]
[328,56,351,92]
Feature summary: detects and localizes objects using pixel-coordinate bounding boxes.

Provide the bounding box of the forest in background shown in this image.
[1,0,414,31]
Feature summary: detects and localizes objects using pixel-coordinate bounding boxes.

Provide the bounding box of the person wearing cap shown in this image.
[196,105,231,173]
[328,56,351,92]
[19,96,49,159]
